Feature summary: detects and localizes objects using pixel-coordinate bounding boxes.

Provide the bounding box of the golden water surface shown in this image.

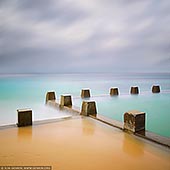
[0,117,170,170]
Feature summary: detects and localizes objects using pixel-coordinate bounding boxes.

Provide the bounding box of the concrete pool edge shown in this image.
[0,100,170,149]
[47,100,170,148]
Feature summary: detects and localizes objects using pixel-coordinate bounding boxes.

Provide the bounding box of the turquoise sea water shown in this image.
[0,73,170,137]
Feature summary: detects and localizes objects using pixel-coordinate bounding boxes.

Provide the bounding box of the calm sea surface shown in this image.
[0,73,170,137]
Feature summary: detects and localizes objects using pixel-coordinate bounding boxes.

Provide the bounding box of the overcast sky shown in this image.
[0,0,170,73]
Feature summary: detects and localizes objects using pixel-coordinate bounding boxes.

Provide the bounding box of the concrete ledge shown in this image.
[45,91,56,104]
[81,101,97,117]
[17,109,32,127]
[152,85,160,93]
[124,110,145,133]
[135,130,170,149]
[5,98,168,149]
[130,86,139,94]
[110,87,119,96]
[60,95,72,107]
[81,89,91,98]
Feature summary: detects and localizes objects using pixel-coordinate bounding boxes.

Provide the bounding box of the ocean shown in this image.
[0,73,170,137]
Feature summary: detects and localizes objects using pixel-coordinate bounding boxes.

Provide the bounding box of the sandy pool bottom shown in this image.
[0,117,170,170]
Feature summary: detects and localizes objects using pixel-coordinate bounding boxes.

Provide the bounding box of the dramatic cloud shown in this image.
[0,0,170,73]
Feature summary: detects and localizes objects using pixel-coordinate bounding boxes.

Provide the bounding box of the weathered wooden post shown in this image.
[81,101,97,117]
[110,87,119,96]
[17,109,32,127]
[152,85,160,93]
[124,110,145,133]
[60,95,72,107]
[81,89,91,98]
[130,86,139,94]
[45,91,56,104]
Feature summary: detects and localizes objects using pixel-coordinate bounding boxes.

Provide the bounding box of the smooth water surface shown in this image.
[0,73,170,137]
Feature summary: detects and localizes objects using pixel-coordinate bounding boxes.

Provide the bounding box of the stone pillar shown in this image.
[45,91,56,104]
[60,95,72,107]
[17,109,32,127]
[110,87,119,96]
[130,86,139,94]
[152,85,160,93]
[124,110,145,132]
[81,89,91,98]
[81,101,97,117]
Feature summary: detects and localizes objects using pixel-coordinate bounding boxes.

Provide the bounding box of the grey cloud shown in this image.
[0,0,170,73]
[16,0,88,25]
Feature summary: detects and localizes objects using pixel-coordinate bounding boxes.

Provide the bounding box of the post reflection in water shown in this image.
[17,126,33,142]
[123,133,144,157]
[82,118,95,136]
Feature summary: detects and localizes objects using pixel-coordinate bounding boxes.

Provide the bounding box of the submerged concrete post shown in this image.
[81,89,91,98]
[124,110,145,133]
[152,85,160,93]
[110,87,119,96]
[60,95,72,107]
[130,86,139,94]
[81,101,97,117]
[17,109,32,127]
[45,91,56,104]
